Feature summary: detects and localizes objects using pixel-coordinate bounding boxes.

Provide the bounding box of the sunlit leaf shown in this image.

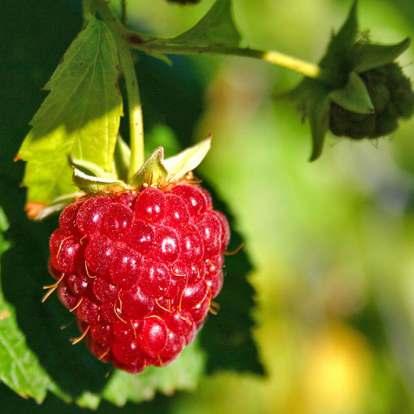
[18,16,123,204]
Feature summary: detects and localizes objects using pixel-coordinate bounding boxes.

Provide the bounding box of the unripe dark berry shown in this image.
[330,63,414,140]
[48,183,229,373]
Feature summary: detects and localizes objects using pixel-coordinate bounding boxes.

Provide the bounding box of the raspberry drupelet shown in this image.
[48,183,230,373]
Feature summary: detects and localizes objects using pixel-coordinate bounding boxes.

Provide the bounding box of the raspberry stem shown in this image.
[120,44,145,182]
[94,0,145,182]
[134,42,321,79]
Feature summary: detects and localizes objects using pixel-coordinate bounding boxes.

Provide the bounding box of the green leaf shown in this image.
[76,391,101,410]
[18,16,123,204]
[0,209,61,403]
[199,182,264,374]
[353,38,411,73]
[309,88,331,161]
[77,340,205,408]
[168,0,241,47]
[330,72,374,114]
[163,136,211,182]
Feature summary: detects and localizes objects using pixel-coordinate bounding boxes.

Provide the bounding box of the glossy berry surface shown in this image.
[48,184,229,373]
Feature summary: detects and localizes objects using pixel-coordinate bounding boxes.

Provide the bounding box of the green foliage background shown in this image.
[3,0,414,413]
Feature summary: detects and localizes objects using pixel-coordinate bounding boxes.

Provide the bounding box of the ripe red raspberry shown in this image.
[48,184,229,373]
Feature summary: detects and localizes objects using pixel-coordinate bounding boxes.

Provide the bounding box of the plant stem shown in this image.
[133,42,321,79]
[121,0,127,25]
[119,48,144,181]
[94,0,144,180]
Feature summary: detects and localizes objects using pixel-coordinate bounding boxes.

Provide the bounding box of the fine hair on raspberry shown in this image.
[48,183,230,373]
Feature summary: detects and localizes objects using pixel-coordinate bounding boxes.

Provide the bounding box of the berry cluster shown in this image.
[48,184,229,373]
[330,63,414,140]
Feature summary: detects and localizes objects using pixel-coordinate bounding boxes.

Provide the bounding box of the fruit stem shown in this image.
[120,46,145,182]
[94,0,145,182]
[131,42,321,79]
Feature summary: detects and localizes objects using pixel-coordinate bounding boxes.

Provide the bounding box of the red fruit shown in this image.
[49,230,80,273]
[172,184,208,216]
[92,278,117,303]
[76,298,100,324]
[75,196,112,234]
[179,225,204,263]
[197,211,223,257]
[48,183,230,372]
[139,259,171,297]
[166,311,195,344]
[100,202,132,239]
[126,220,154,253]
[119,286,154,318]
[134,187,165,223]
[66,273,89,296]
[163,194,190,228]
[138,317,167,358]
[150,226,180,262]
[109,246,140,288]
[90,323,112,347]
[58,200,83,231]
[84,235,116,276]
[158,330,185,365]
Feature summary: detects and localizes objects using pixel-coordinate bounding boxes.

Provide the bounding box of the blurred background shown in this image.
[4,0,414,412]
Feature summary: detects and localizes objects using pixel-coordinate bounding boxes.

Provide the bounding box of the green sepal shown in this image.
[163,137,212,181]
[320,0,358,74]
[330,72,374,114]
[113,135,131,182]
[72,167,128,194]
[309,88,331,161]
[352,37,411,73]
[69,156,116,179]
[286,78,331,161]
[130,147,169,188]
